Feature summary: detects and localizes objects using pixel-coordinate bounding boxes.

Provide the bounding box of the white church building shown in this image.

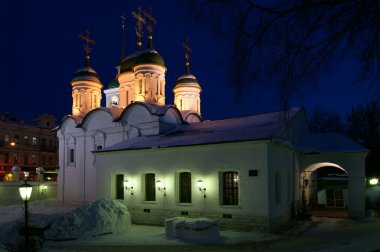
[57,10,367,231]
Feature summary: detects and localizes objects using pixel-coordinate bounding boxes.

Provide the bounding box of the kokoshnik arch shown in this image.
[56,7,367,231]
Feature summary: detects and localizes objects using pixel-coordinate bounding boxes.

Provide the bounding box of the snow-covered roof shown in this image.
[99,107,302,152]
[295,133,367,153]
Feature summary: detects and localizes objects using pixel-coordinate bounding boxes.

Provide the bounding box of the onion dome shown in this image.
[71,66,101,83]
[120,52,138,73]
[135,48,165,67]
[108,78,119,89]
[174,73,201,90]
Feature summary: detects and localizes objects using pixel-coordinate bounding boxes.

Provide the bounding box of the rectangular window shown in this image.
[49,139,53,147]
[24,153,28,164]
[42,138,46,147]
[32,137,38,145]
[4,134,9,142]
[42,155,46,165]
[24,136,29,145]
[145,173,156,201]
[32,154,36,164]
[116,174,124,200]
[48,156,53,165]
[275,171,282,204]
[179,172,191,203]
[4,152,9,163]
[69,148,75,163]
[14,135,19,143]
[223,171,239,205]
[13,153,18,164]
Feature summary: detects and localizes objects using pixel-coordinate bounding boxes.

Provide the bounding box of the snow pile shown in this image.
[165,217,221,244]
[0,199,131,249]
[44,199,131,240]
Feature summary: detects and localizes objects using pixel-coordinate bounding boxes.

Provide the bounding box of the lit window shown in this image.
[32,154,36,164]
[4,134,9,142]
[32,137,38,145]
[179,172,191,203]
[222,171,239,205]
[24,136,29,145]
[145,173,156,201]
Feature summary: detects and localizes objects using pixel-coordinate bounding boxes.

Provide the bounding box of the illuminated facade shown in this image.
[58,9,367,232]
[0,113,58,181]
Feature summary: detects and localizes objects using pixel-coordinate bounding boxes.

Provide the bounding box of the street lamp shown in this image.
[19,182,32,250]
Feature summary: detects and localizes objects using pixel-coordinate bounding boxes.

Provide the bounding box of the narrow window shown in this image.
[4,134,9,142]
[48,156,53,165]
[69,148,75,163]
[42,138,46,147]
[13,153,18,164]
[24,153,28,164]
[49,139,53,147]
[145,173,156,201]
[275,171,281,204]
[179,172,191,203]
[116,174,124,200]
[4,152,9,163]
[31,154,36,164]
[139,79,143,94]
[180,99,183,110]
[223,171,239,205]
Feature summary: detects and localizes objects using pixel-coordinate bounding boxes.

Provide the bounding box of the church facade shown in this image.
[57,9,367,231]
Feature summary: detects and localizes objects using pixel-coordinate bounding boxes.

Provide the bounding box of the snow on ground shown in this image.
[1,200,380,252]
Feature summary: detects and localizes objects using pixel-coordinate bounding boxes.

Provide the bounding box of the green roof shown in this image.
[108,78,119,89]
[135,50,165,67]
[120,56,137,73]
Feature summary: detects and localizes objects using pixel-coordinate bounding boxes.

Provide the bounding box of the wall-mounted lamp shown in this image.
[304,179,309,187]
[123,180,134,195]
[369,178,378,186]
[197,179,207,198]
[40,184,47,194]
[156,180,166,196]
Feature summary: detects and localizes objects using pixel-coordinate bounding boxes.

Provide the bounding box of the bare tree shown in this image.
[187,0,380,107]
[309,107,343,133]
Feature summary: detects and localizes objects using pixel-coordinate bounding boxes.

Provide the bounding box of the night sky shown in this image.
[0,0,378,123]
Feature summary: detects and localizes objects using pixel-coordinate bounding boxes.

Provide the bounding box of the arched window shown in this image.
[179,172,191,203]
[222,171,239,205]
[145,173,156,201]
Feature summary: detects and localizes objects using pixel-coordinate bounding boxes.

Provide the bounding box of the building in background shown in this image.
[0,113,58,181]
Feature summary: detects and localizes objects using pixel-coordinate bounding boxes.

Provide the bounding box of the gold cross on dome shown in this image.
[183,38,192,61]
[143,5,157,35]
[79,30,95,66]
[132,6,146,47]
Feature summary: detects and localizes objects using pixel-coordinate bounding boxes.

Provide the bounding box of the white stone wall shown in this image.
[95,141,276,230]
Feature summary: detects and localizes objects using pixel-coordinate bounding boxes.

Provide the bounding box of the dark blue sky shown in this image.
[0,0,378,122]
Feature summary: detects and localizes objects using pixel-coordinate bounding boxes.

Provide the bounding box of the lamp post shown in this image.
[19,182,32,250]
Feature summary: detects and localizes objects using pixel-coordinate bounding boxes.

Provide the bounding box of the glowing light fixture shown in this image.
[156,180,166,196]
[19,182,33,202]
[369,178,378,186]
[19,181,32,250]
[123,179,134,195]
[10,142,16,146]
[197,179,207,198]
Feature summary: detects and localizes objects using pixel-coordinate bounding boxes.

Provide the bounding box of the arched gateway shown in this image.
[299,155,366,218]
